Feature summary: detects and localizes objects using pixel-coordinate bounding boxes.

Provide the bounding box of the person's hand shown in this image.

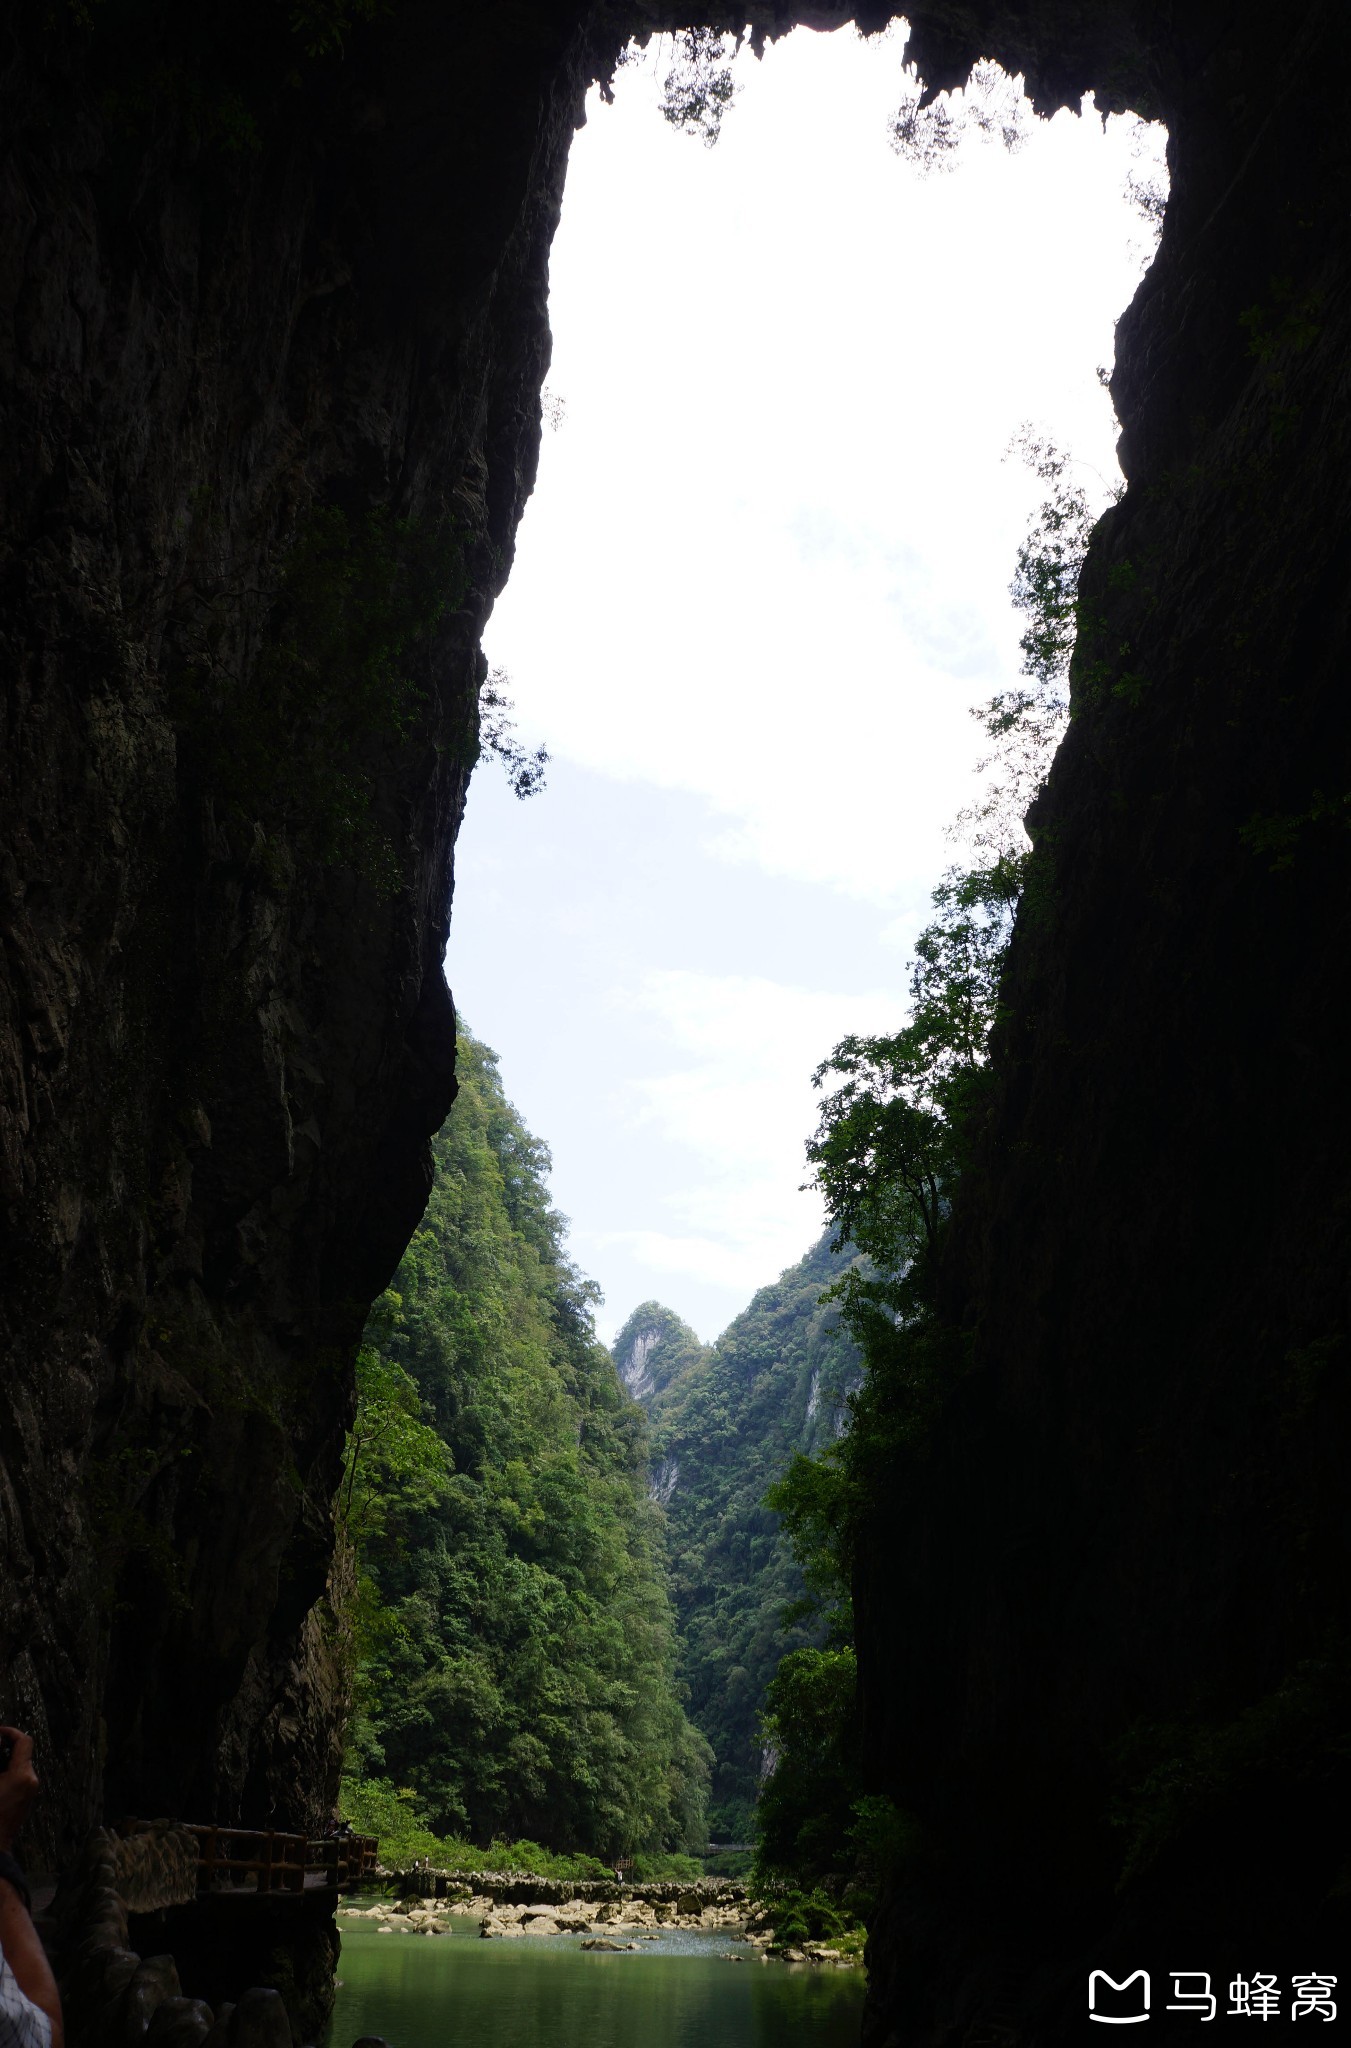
[0,1728,39,1853]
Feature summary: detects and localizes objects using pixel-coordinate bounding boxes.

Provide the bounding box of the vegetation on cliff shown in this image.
[334,442,1097,1902]
[611,1301,707,1410]
[339,1030,709,1862]
[801,436,1092,1495]
[612,1240,861,1845]
[746,439,1101,1909]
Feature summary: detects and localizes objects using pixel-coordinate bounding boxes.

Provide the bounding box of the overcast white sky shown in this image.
[447,23,1164,1342]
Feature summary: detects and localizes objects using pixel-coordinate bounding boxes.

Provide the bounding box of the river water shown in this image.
[329,1922,866,2048]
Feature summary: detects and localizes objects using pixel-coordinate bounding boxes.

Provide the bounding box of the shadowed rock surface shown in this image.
[851,5,1351,2039]
[1,1,1347,2041]
[0,0,588,1861]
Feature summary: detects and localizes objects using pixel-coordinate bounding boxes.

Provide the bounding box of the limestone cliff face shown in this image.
[1,2,1347,2041]
[850,4,1351,2040]
[0,0,596,1864]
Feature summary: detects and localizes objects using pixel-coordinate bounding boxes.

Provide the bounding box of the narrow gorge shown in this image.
[1,2,1348,2043]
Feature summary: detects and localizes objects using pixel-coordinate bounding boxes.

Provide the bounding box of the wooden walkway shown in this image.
[121,1819,378,1900]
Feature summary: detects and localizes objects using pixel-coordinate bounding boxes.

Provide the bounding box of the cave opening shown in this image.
[11,2,1351,2039]
[451,22,1166,1345]
[333,21,1179,2016]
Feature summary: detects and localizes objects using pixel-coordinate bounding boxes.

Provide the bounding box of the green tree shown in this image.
[657,28,740,145]
[807,854,1020,1277]
[633,1239,861,1840]
[339,1342,449,1544]
[479,666,549,799]
[341,1030,709,1858]
[755,1645,860,1881]
[756,437,1106,1901]
[807,434,1101,1364]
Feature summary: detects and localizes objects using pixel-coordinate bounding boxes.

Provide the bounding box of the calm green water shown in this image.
[329,1923,865,2048]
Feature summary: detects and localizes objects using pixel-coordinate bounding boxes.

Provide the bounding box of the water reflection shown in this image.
[329,1923,865,2048]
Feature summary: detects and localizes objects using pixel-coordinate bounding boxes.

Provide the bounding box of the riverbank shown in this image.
[380,1870,745,1909]
[342,1878,859,1967]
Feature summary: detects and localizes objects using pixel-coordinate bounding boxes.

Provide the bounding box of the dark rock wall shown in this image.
[0,0,596,1866]
[854,2,1351,2038]
[1,0,1347,2038]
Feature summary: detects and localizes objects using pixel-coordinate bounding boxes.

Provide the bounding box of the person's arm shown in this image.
[0,1730,62,2048]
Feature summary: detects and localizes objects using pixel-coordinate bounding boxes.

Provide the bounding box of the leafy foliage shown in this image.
[480,666,549,800]
[657,28,741,145]
[764,1445,852,1639]
[623,1241,862,1841]
[806,435,1099,1369]
[750,1878,867,1961]
[807,857,1020,1281]
[755,1646,860,1881]
[341,1030,709,1859]
[890,59,1030,172]
[754,438,1108,1903]
[340,1348,450,1544]
[335,1774,699,1879]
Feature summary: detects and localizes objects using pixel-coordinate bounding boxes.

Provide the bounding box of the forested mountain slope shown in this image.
[612,1240,861,1837]
[343,1030,709,1858]
[613,1302,709,1411]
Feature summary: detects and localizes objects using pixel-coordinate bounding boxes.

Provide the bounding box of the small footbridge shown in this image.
[119,1818,379,1904]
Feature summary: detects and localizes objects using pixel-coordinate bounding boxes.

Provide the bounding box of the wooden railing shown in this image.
[121,1820,379,1896]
